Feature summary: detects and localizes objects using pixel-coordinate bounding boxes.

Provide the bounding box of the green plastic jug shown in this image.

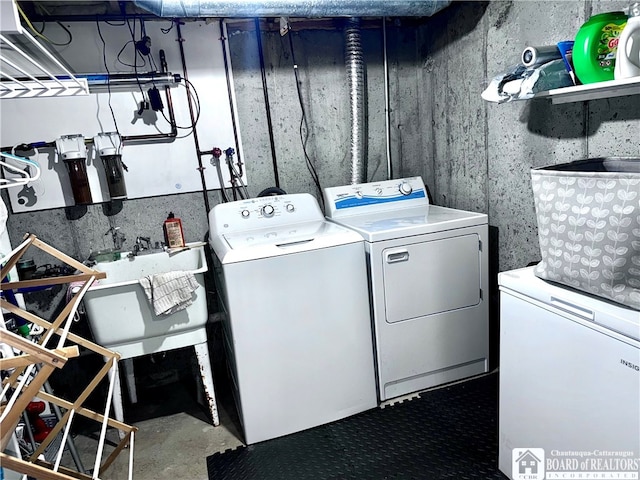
[573,11,628,84]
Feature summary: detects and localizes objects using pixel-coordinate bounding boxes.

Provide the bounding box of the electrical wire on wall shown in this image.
[96,20,121,136]
[17,2,73,47]
[96,16,181,145]
[95,18,182,148]
[283,21,325,211]
[160,78,201,138]
[125,17,150,109]
[155,20,200,138]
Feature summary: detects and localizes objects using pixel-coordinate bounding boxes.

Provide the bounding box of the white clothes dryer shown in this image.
[324,176,489,401]
[208,193,377,445]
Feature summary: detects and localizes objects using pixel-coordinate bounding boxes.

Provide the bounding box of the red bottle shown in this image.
[163,212,185,248]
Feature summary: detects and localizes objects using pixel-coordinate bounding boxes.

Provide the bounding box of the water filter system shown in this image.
[93,133,127,200]
[55,134,92,205]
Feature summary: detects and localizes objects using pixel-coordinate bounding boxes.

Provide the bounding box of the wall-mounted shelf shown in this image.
[0,0,89,99]
[533,76,640,104]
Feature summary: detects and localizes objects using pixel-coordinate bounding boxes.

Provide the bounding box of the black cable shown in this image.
[148,52,159,72]
[286,28,324,210]
[258,187,287,197]
[116,40,145,68]
[160,80,201,131]
[96,19,120,134]
[160,21,175,35]
[126,18,146,99]
[182,78,201,126]
[33,21,73,46]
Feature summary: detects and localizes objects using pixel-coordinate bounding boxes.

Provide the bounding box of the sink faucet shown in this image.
[128,236,157,258]
[136,236,151,251]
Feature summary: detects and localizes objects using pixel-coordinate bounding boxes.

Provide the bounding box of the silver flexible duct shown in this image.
[134,0,451,18]
[345,17,366,185]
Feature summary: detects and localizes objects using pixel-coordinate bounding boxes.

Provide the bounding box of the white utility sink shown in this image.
[82,242,219,430]
[84,243,208,358]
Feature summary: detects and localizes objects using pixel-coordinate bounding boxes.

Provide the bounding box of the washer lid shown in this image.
[328,205,487,242]
[499,267,640,343]
[210,219,363,263]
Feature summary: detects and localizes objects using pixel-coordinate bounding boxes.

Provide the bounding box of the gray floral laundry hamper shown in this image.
[531,157,640,310]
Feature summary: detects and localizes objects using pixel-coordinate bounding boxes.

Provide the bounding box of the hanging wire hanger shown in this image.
[0,149,41,189]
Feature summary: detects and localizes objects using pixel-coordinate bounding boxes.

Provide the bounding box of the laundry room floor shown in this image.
[58,347,244,480]
[50,336,503,480]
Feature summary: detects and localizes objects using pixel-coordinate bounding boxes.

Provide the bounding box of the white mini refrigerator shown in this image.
[499,267,640,480]
[209,193,377,445]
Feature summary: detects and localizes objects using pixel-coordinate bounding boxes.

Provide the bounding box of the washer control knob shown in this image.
[262,204,275,217]
[285,204,295,212]
[241,209,250,218]
[399,182,413,196]
[375,187,383,195]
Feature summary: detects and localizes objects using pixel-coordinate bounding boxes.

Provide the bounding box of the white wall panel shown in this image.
[1,20,244,212]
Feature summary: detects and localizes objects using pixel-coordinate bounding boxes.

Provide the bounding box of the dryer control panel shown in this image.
[209,193,324,237]
[323,176,429,218]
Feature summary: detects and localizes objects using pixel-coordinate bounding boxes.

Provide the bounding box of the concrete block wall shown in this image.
[478,0,640,271]
[4,1,640,319]
[229,0,639,275]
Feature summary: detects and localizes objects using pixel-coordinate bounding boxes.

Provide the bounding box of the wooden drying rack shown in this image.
[0,234,137,480]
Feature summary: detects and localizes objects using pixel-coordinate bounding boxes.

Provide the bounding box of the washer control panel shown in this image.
[323,176,428,218]
[209,193,322,236]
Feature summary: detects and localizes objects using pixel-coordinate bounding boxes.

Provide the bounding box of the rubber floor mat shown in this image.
[206,373,507,480]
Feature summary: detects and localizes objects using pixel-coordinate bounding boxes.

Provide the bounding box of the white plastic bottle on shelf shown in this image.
[615,2,640,79]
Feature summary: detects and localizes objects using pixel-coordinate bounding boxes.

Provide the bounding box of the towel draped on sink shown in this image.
[139,271,199,316]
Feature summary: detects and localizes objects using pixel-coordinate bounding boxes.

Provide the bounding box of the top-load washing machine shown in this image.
[208,193,377,444]
[324,176,489,401]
